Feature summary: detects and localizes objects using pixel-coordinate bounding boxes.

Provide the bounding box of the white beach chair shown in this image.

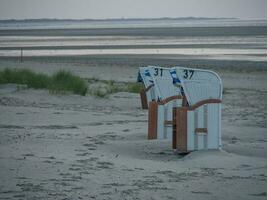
[147,66,183,140]
[172,67,223,152]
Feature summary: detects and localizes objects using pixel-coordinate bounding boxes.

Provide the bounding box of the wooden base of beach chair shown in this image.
[172,107,188,151]
[140,89,148,109]
[148,101,158,139]
[147,95,183,140]
[172,99,222,152]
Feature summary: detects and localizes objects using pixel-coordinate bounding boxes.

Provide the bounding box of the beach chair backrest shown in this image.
[138,66,154,88]
[150,66,181,101]
[175,67,223,106]
[153,77,181,101]
[138,66,157,104]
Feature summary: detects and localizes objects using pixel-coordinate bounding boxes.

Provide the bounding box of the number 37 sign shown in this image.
[183,69,194,79]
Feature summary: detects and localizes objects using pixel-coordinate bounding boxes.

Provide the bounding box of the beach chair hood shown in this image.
[175,67,223,106]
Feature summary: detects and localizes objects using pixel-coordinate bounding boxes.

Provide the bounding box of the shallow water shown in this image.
[0,19,267,63]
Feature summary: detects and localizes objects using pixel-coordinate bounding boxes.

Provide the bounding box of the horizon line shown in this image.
[0,16,240,22]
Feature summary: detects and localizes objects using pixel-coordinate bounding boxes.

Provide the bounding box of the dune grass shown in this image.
[50,70,88,96]
[0,68,50,89]
[0,68,88,96]
[126,82,144,93]
[0,68,145,97]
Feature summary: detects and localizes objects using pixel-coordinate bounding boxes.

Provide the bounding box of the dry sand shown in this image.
[0,58,267,200]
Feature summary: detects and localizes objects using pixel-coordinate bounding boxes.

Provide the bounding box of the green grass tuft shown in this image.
[126,82,144,93]
[0,68,51,89]
[50,70,88,96]
[0,68,88,96]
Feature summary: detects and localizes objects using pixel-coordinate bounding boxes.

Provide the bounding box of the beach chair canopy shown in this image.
[148,66,181,101]
[138,66,182,101]
[175,67,223,106]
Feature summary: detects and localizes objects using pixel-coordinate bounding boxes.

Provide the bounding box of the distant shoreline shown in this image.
[0,17,238,23]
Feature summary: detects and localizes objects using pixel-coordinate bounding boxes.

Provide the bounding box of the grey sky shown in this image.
[0,0,267,20]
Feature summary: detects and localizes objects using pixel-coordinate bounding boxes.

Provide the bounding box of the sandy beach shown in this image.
[0,19,267,199]
[0,54,267,200]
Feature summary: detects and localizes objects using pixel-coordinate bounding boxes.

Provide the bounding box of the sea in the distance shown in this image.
[0,18,267,63]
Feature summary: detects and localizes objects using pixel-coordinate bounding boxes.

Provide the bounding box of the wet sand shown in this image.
[1,26,267,36]
[0,55,267,199]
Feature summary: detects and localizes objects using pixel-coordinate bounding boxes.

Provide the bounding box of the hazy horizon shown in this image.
[0,16,242,21]
[0,0,267,20]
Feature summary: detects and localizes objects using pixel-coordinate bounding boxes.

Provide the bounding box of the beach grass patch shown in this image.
[0,68,88,96]
[0,68,144,97]
[126,82,144,93]
[0,68,51,89]
[50,70,88,96]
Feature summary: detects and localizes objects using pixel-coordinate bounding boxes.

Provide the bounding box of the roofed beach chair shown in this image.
[147,67,184,140]
[172,67,223,152]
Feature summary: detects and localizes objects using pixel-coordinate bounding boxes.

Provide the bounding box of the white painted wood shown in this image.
[197,135,204,150]
[186,103,221,151]
[218,104,222,149]
[207,104,220,149]
[157,105,165,139]
[187,111,195,151]
[197,106,204,129]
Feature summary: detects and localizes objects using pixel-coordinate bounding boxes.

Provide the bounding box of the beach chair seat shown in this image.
[172,67,223,152]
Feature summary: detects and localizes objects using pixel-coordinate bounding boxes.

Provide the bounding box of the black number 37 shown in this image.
[183,69,194,79]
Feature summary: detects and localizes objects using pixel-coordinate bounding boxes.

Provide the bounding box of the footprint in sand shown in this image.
[96,161,114,169]
[249,192,267,197]
[191,191,211,195]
